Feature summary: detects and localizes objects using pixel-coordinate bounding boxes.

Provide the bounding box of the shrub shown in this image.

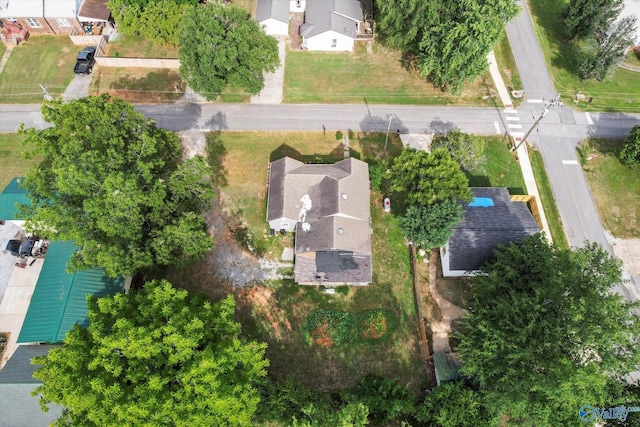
[336,130,343,141]
[302,309,354,346]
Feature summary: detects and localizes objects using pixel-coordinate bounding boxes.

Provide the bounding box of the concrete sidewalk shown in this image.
[486,51,553,243]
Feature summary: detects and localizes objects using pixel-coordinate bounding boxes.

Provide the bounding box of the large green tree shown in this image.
[33,280,269,426]
[578,16,637,81]
[399,199,464,249]
[179,4,280,101]
[376,0,519,91]
[456,234,640,425]
[620,124,640,166]
[432,131,487,172]
[20,96,214,277]
[563,0,623,40]
[387,148,472,208]
[108,0,196,45]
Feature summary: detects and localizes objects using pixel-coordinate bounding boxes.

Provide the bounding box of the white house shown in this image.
[299,0,364,52]
[0,0,83,35]
[256,0,289,36]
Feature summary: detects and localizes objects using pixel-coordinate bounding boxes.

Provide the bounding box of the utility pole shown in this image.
[383,114,393,155]
[511,92,562,152]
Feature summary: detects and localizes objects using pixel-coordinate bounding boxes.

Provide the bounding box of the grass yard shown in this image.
[105,33,179,59]
[465,135,527,195]
[0,134,37,189]
[528,0,640,112]
[284,43,499,106]
[168,130,425,391]
[494,31,524,108]
[0,36,77,103]
[625,49,640,67]
[529,148,570,249]
[577,139,640,238]
[0,43,6,60]
[89,68,185,103]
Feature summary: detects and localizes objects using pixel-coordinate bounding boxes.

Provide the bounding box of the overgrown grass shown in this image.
[529,148,569,249]
[624,49,640,67]
[0,42,6,60]
[577,139,640,238]
[89,68,184,103]
[528,0,640,111]
[0,36,77,103]
[106,33,179,58]
[0,133,37,189]
[465,136,527,195]
[284,43,498,105]
[493,31,524,108]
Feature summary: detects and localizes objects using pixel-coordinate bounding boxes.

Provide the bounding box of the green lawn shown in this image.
[0,133,37,189]
[284,43,499,105]
[527,0,640,112]
[494,31,524,108]
[105,33,179,59]
[0,36,77,103]
[577,139,640,238]
[529,148,569,249]
[465,136,527,194]
[0,42,6,60]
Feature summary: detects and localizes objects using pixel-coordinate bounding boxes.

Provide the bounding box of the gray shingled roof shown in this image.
[448,188,540,272]
[300,0,363,38]
[256,0,289,23]
[0,345,59,384]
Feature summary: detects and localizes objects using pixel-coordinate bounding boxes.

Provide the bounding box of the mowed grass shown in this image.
[0,133,37,189]
[577,139,640,238]
[493,31,524,108]
[528,0,640,112]
[465,136,527,194]
[284,43,498,105]
[170,131,424,391]
[89,68,185,103]
[0,36,77,103]
[106,33,179,58]
[529,148,570,249]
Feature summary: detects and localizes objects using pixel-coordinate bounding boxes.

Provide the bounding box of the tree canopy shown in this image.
[20,96,214,277]
[432,131,486,172]
[563,0,623,40]
[376,0,519,91]
[108,0,196,45]
[179,4,280,100]
[33,280,269,427]
[456,234,640,425]
[620,124,640,166]
[387,148,472,208]
[399,200,464,248]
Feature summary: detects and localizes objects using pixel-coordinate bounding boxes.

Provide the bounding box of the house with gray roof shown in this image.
[256,0,289,36]
[440,187,540,277]
[299,0,365,51]
[0,345,63,427]
[267,157,372,285]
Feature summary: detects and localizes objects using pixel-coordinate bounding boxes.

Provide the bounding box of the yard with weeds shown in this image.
[528,0,640,112]
[0,36,77,103]
[166,130,426,391]
[0,133,38,189]
[284,43,499,106]
[89,68,185,103]
[494,31,523,108]
[577,138,640,238]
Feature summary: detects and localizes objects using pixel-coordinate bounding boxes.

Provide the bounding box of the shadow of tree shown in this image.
[205,131,228,188]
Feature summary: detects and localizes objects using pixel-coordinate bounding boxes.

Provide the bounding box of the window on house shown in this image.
[25,18,42,28]
[331,38,337,48]
[55,17,71,27]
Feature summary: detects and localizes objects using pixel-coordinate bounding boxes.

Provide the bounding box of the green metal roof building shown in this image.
[433,353,463,386]
[0,177,31,221]
[17,241,125,344]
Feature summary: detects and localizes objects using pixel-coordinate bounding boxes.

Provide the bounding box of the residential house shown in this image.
[299,0,366,51]
[256,0,289,36]
[440,187,540,277]
[0,345,63,427]
[267,157,372,285]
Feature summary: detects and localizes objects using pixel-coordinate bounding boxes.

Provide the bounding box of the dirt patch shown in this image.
[310,322,334,347]
[361,317,386,339]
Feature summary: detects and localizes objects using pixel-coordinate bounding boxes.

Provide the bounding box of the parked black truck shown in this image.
[74,46,96,74]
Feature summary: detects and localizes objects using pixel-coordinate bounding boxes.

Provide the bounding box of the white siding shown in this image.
[303,31,354,52]
[269,217,296,231]
[290,0,306,12]
[260,18,289,36]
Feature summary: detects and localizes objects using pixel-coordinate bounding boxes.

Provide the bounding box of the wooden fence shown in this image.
[68,28,103,46]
